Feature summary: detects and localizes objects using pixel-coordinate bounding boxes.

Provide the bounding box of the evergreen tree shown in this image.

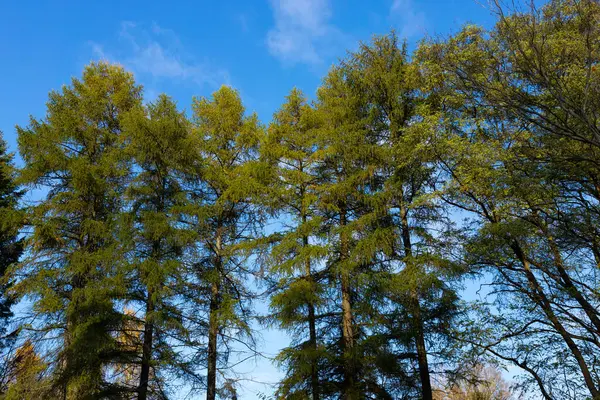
[0,132,24,397]
[5,5,600,399]
[121,94,197,399]
[190,86,265,400]
[15,62,142,399]
[0,132,22,341]
[262,88,328,399]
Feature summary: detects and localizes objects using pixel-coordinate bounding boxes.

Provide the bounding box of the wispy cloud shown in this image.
[390,0,427,39]
[90,22,229,89]
[235,13,250,33]
[266,0,345,66]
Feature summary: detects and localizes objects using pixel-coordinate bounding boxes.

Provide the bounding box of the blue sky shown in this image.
[0,0,497,155]
[1,0,499,398]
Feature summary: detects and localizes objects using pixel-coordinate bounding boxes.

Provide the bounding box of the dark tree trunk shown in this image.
[400,203,432,400]
[339,206,356,400]
[303,225,320,400]
[138,288,155,400]
[207,232,222,400]
[510,241,600,399]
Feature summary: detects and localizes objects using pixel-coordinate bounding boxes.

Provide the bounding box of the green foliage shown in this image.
[4,3,600,399]
[416,1,600,398]
[308,54,398,398]
[0,132,24,398]
[0,132,22,336]
[189,86,266,397]
[15,62,142,398]
[262,88,330,399]
[120,93,198,396]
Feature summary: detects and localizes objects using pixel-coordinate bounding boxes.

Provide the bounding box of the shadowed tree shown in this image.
[0,131,24,397]
[15,62,142,399]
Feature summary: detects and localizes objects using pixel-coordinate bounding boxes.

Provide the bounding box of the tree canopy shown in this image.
[2,1,599,399]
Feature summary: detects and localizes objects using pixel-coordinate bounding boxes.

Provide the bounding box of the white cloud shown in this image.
[90,22,229,89]
[266,0,344,66]
[390,0,427,39]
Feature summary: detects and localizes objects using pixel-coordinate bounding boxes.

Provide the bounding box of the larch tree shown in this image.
[5,4,600,400]
[121,94,198,399]
[344,33,465,399]
[1,340,48,400]
[262,88,328,400]
[15,62,142,399]
[313,65,395,399]
[190,86,265,400]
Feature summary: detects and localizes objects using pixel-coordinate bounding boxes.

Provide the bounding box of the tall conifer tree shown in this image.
[345,33,463,399]
[313,66,395,399]
[262,89,327,399]
[0,132,24,396]
[15,62,142,399]
[121,94,197,399]
[0,132,22,338]
[190,86,264,400]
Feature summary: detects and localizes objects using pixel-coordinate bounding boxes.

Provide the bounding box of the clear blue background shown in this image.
[1,1,499,398]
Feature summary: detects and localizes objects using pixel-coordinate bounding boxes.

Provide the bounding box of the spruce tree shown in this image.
[15,62,142,399]
[190,86,264,400]
[0,132,24,396]
[0,132,22,339]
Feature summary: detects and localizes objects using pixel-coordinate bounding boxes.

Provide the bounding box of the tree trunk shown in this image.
[543,228,600,334]
[412,293,432,400]
[304,230,319,400]
[307,300,319,400]
[400,203,432,400]
[139,238,163,400]
[510,241,600,399]
[207,232,222,400]
[339,206,356,400]
[138,288,154,400]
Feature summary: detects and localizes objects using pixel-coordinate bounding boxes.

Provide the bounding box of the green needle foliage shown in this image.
[0,132,22,335]
[262,88,328,400]
[0,131,24,395]
[15,62,142,399]
[312,63,395,399]
[120,94,198,398]
[190,86,265,400]
[2,2,598,399]
[344,32,465,399]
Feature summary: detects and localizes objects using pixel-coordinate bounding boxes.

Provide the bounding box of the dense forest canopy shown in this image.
[1,0,599,399]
